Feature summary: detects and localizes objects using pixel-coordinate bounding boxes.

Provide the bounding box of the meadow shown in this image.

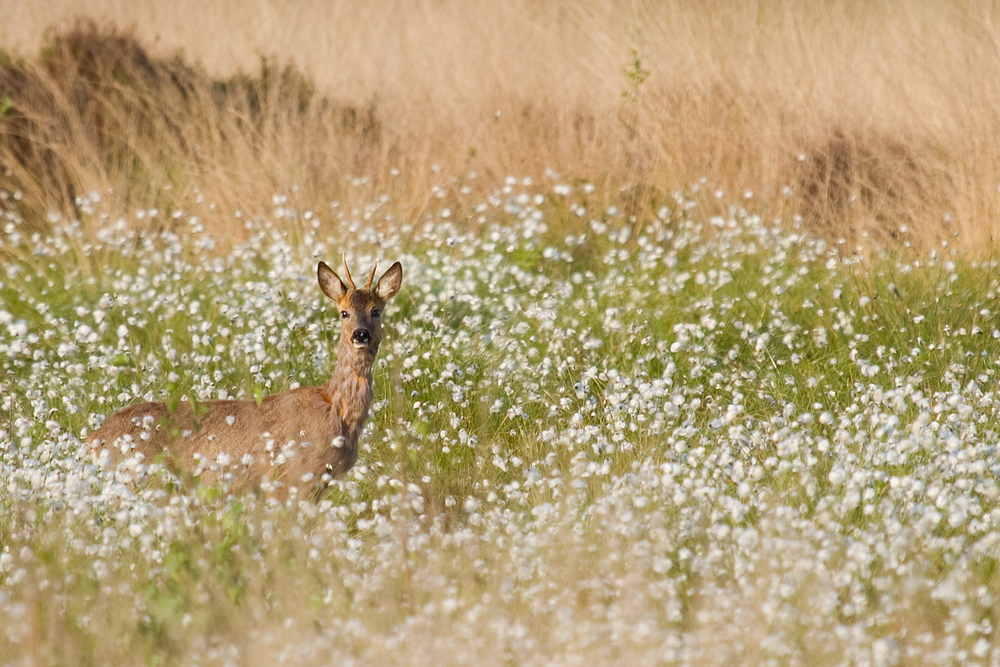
[2,180,1000,664]
[3,2,1000,665]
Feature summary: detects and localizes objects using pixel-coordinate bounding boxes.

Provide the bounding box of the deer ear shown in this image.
[375,261,403,301]
[318,261,348,300]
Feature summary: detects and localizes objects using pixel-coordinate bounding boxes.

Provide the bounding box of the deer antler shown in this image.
[363,262,378,290]
[342,254,356,289]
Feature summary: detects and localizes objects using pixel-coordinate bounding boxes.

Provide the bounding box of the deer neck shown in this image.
[320,337,376,428]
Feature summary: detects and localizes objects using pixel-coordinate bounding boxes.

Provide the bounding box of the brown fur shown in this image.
[87,259,403,497]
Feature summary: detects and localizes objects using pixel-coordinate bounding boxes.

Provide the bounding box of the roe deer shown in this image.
[87,258,403,497]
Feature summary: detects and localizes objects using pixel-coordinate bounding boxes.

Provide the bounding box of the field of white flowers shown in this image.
[1,179,1000,665]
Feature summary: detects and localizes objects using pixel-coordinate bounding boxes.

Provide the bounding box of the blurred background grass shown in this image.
[1,0,999,254]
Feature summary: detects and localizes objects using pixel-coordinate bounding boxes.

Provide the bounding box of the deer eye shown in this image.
[371,309,381,318]
[340,310,350,319]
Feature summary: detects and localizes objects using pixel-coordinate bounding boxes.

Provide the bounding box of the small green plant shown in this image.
[622,49,650,103]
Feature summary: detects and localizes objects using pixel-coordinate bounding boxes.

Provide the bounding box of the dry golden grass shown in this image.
[2,0,1000,253]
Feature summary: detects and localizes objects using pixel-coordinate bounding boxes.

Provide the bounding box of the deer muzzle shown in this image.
[351,329,371,349]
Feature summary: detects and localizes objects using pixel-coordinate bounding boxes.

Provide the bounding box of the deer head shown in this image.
[317,258,403,356]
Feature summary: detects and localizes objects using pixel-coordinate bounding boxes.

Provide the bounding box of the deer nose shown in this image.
[351,329,371,344]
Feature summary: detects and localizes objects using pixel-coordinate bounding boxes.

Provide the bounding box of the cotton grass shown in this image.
[1,180,1000,664]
